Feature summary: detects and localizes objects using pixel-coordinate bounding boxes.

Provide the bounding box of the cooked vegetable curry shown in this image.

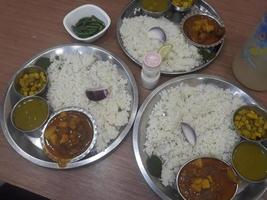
[140,0,169,12]
[12,97,48,132]
[44,111,93,165]
[183,15,225,45]
[234,107,267,140]
[233,142,267,182]
[172,0,194,9]
[18,69,47,96]
[72,16,105,38]
[178,158,238,200]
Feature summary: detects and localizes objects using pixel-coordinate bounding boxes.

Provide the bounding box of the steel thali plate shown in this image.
[0,44,139,169]
[117,0,224,75]
[133,74,267,199]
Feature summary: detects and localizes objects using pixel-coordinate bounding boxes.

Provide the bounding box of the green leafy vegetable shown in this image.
[35,57,51,69]
[72,16,105,38]
[146,155,162,178]
[199,48,216,62]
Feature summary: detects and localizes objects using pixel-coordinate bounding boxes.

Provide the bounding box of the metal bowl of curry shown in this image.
[13,66,48,97]
[233,105,267,142]
[11,96,50,133]
[232,141,267,183]
[181,12,225,48]
[139,0,171,18]
[41,107,98,168]
[171,0,197,12]
[176,157,239,200]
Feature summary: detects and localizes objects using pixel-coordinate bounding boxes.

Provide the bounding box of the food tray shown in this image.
[116,0,224,75]
[133,74,267,199]
[0,44,138,169]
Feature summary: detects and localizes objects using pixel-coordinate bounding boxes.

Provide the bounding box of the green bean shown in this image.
[72,15,105,38]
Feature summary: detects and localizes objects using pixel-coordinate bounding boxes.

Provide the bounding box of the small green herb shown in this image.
[147,155,162,178]
[35,57,51,70]
[199,48,216,62]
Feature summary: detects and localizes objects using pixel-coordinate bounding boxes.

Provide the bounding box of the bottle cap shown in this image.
[143,52,161,69]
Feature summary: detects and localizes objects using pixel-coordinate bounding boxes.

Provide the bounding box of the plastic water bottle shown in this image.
[232,13,267,91]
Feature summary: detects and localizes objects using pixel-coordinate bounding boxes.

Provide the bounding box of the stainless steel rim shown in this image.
[0,43,139,169]
[133,74,264,200]
[116,0,224,75]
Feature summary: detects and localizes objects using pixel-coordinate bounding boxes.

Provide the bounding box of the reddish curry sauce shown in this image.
[183,15,225,45]
[178,158,238,200]
[44,111,93,164]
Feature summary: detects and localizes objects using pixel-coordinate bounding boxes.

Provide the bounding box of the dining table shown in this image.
[0,0,267,199]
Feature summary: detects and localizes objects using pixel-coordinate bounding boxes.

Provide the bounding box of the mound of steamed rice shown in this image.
[144,83,245,187]
[46,52,132,152]
[120,16,203,72]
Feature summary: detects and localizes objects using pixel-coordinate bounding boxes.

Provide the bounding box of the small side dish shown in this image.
[63,4,111,42]
[14,66,47,96]
[182,14,225,47]
[232,141,267,182]
[177,158,238,200]
[233,105,267,141]
[11,96,49,132]
[140,0,170,16]
[172,0,195,12]
[43,109,96,167]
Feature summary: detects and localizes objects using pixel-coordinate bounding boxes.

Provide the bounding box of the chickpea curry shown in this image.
[234,107,267,140]
[183,15,225,45]
[44,111,93,166]
[178,158,238,200]
[18,69,47,96]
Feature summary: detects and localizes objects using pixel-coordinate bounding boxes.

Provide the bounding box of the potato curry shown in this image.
[183,15,225,45]
[178,158,238,200]
[44,111,93,162]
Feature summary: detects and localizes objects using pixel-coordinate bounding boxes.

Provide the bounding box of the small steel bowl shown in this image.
[40,107,98,168]
[140,0,171,18]
[233,105,267,142]
[11,96,50,133]
[180,12,225,48]
[176,157,238,200]
[171,0,197,12]
[13,66,48,97]
[232,141,267,183]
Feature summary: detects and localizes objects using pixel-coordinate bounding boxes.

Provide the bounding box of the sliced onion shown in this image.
[180,122,197,146]
[148,27,167,42]
[85,88,109,101]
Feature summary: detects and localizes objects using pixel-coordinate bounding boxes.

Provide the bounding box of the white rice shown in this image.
[120,16,202,72]
[46,52,132,152]
[144,84,245,187]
